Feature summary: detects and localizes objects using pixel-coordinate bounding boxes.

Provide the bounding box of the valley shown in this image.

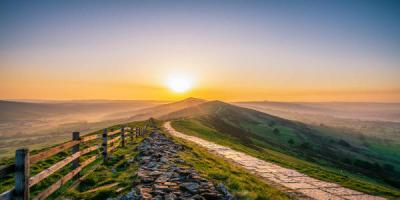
[2,1,399,199]
[1,98,399,199]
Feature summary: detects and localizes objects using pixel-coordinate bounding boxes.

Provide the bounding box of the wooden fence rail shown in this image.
[0,164,14,178]
[0,123,149,200]
[29,141,80,164]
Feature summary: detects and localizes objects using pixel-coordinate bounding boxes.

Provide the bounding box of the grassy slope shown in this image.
[60,120,153,200]
[1,118,288,200]
[57,119,293,200]
[171,119,400,199]
[61,140,142,200]
[0,121,148,199]
[0,100,162,158]
[162,128,292,200]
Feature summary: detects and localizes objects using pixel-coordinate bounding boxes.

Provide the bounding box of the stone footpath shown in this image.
[164,122,386,200]
[113,131,233,200]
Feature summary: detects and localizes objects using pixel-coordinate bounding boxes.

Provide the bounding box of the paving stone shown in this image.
[164,193,178,200]
[322,187,363,196]
[297,188,344,200]
[281,170,305,177]
[164,182,178,186]
[280,182,318,190]
[291,176,319,184]
[255,169,273,173]
[306,180,341,188]
[180,182,200,193]
[342,194,386,200]
[258,173,275,179]
[164,121,387,200]
[112,131,232,200]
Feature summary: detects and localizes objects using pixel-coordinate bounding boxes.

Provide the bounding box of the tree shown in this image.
[273,128,280,134]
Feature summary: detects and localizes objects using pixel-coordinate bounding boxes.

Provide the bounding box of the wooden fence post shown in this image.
[130,128,134,142]
[102,129,108,162]
[15,148,29,200]
[135,127,138,137]
[72,131,80,178]
[121,127,125,147]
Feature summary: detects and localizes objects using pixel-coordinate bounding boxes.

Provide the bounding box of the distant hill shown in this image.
[235,101,400,122]
[0,99,162,157]
[167,100,400,188]
[235,101,400,141]
[116,97,207,121]
[0,100,162,122]
[0,97,207,157]
[2,98,399,188]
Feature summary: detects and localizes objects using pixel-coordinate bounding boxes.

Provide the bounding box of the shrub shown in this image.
[300,142,311,149]
[337,139,351,148]
[268,121,275,127]
[288,139,294,145]
[383,164,394,172]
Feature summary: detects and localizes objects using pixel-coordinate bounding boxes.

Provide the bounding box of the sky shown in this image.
[0,0,399,102]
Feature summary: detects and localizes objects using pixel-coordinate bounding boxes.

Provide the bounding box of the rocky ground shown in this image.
[112,131,233,200]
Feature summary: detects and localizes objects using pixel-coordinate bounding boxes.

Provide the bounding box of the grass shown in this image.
[171,119,400,199]
[2,116,395,199]
[0,120,149,199]
[165,100,400,189]
[5,118,280,199]
[59,120,153,200]
[61,137,143,199]
[59,118,293,200]
[66,119,291,200]
[163,129,292,200]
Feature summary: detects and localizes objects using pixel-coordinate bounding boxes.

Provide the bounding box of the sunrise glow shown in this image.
[166,73,194,93]
[0,1,399,102]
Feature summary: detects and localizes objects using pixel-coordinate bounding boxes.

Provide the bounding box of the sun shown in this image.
[166,73,193,93]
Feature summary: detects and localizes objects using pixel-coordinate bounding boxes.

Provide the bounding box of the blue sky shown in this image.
[0,0,399,101]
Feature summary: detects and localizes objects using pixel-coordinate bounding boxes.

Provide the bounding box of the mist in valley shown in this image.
[0,100,164,157]
[2,99,399,157]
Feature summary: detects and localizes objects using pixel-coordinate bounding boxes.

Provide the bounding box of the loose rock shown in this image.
[111,131,233,200]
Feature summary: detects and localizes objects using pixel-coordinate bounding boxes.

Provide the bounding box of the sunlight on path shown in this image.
[164,122,385,200]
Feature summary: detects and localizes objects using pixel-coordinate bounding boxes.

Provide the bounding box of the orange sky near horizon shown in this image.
[1,71,399,102]
[1,54,399,102]
[1,1,399,103]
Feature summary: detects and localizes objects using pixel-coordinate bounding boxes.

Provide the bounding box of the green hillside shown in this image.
[0,119,290,200]
[167,101,400,198]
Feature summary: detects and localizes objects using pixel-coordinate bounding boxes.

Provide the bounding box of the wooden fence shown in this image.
[0,124,149,200]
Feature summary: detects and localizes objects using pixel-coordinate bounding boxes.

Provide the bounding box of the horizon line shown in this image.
[2,98,400,104]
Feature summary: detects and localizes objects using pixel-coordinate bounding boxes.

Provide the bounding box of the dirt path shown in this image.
[164,122,385,200]
[112,131,233,200]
